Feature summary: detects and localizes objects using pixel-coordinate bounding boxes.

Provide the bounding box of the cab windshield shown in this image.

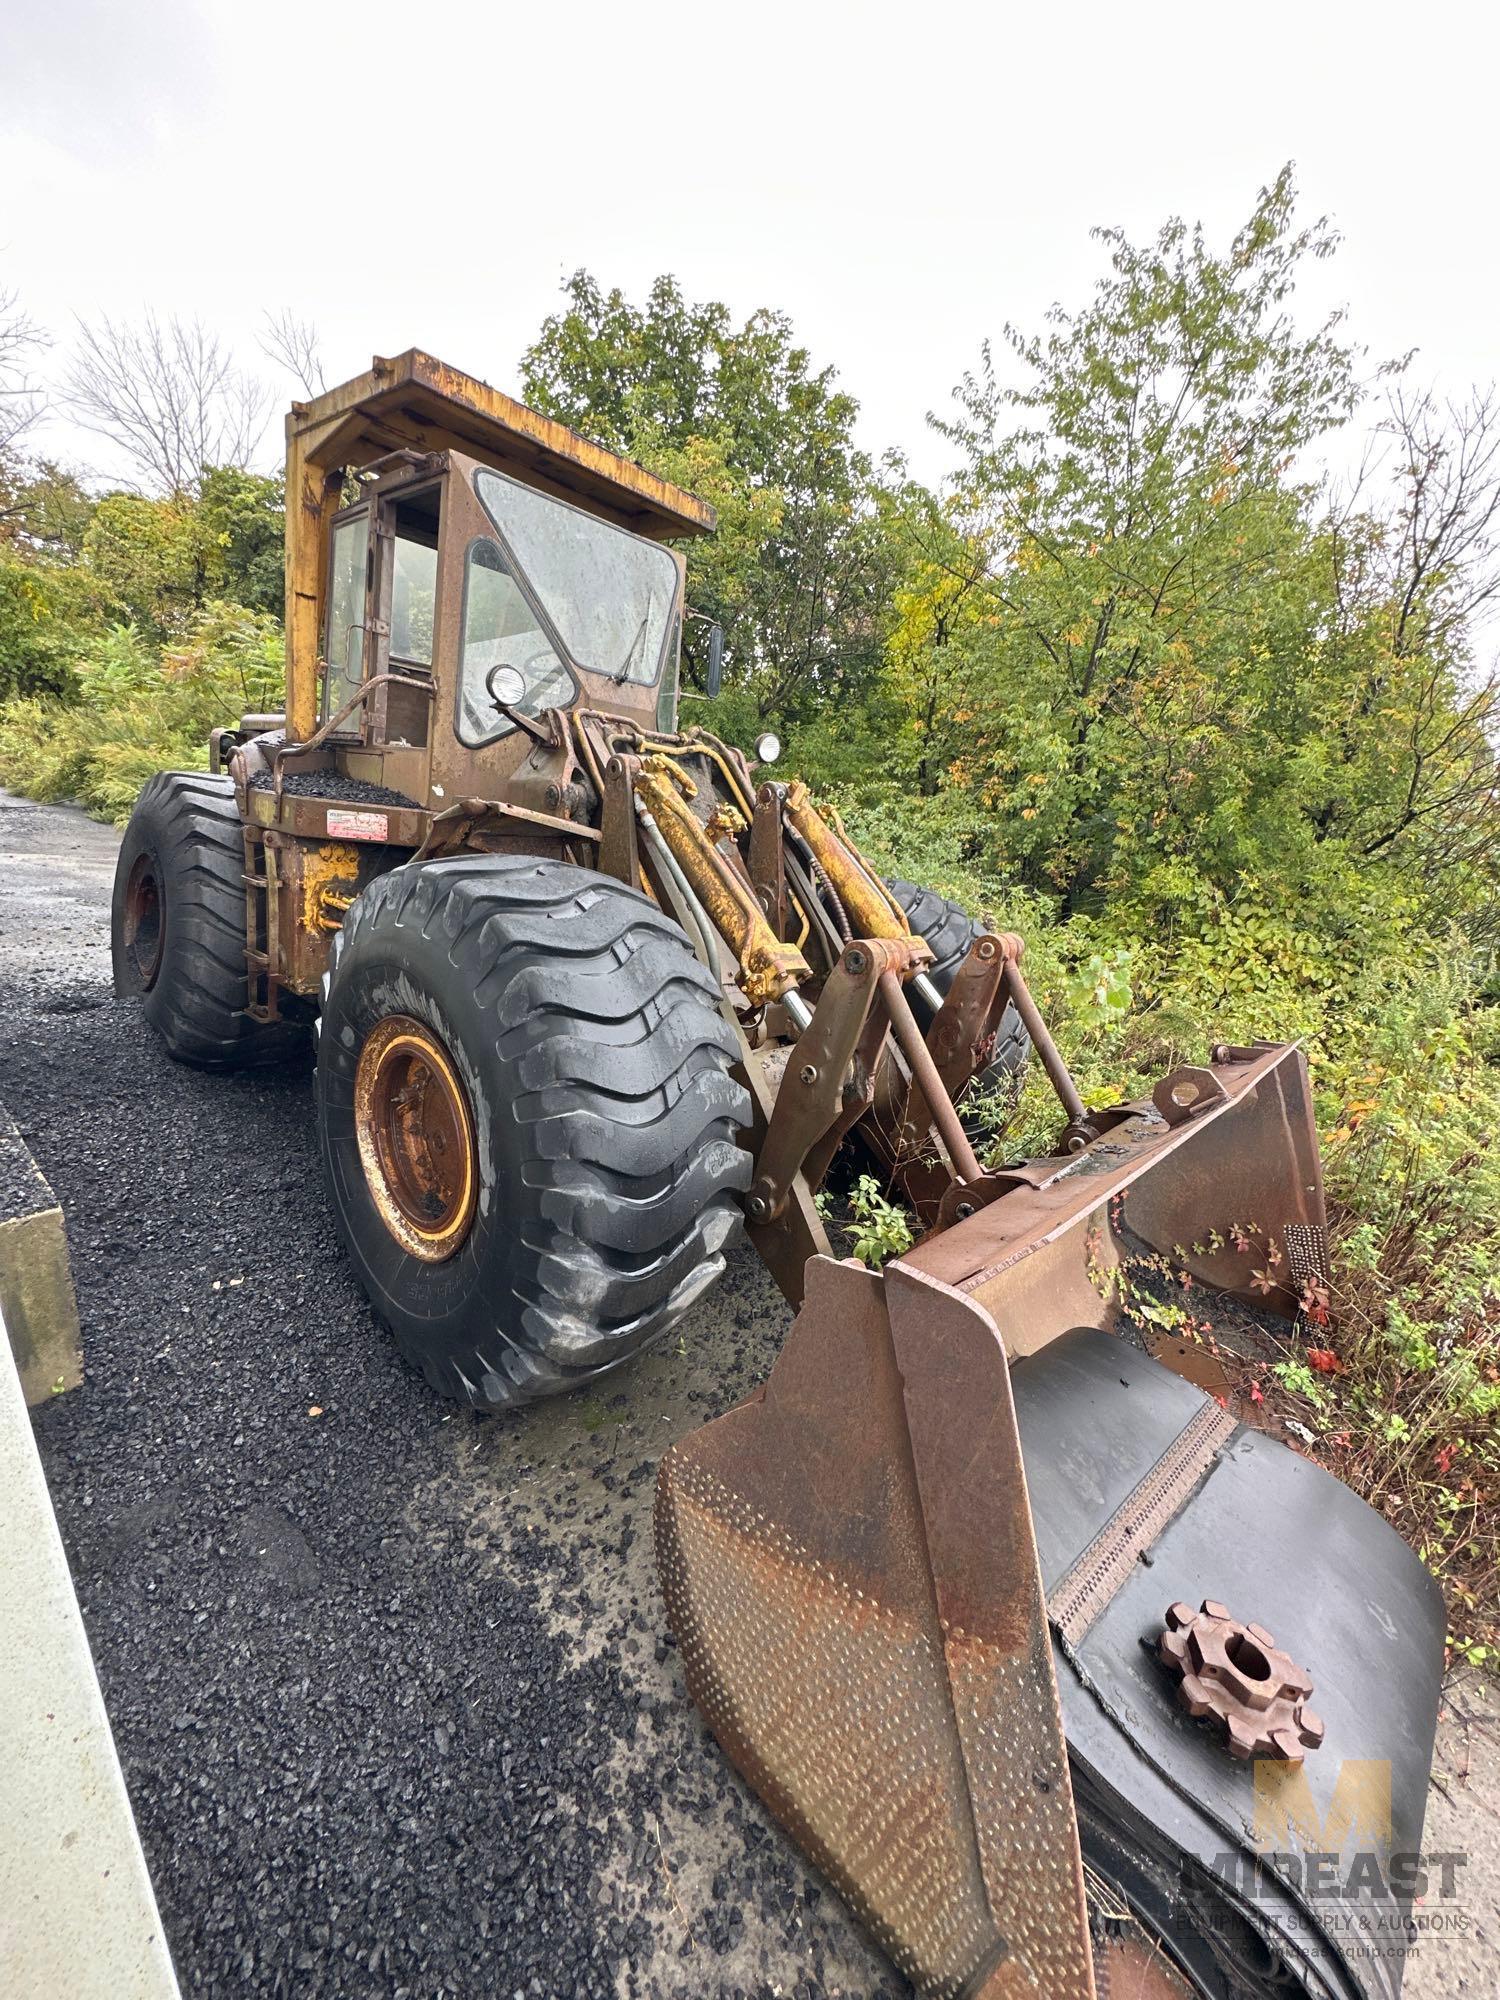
[473,468,678,687]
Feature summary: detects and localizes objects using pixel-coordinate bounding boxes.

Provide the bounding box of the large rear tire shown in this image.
[111,771,304,1069]
[885,876,1031,1081]
[316,855,752,1410]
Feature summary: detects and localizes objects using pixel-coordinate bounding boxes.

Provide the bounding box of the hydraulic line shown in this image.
[642,806,813,1032]
[807,849,852,942]
[636,810,723,985]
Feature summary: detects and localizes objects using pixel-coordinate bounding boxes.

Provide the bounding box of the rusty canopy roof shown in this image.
[286,349,716,542]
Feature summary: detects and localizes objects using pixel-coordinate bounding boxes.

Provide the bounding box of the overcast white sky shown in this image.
[4,0,1497,491]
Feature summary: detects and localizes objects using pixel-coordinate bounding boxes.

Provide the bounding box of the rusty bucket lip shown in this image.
[902,1041,1321,1296]
[354,1013,478,1263]
[123,850,165,991]
[655,1257,1097,2000]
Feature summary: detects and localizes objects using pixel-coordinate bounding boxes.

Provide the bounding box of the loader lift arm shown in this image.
[593,730,1148,1301]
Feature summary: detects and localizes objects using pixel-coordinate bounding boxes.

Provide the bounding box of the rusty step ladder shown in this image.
[240,823,282,1025]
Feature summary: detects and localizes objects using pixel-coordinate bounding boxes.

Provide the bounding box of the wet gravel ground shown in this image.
[0,790,900,2000]
[0,1111,50,1219]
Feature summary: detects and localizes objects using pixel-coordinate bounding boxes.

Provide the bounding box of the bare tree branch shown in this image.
[0,284,48,457]
[62,311,269,495]
[1380,386,1500,659]
[258,308,325,401]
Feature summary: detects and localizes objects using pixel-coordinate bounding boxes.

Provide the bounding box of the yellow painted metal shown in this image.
[300,841,362,933]
[601,728,758,824]
[282,423,346,743]
[291,352,715,538]
[784,780,913,941]
[704,801,748,845]
[635,758,810,1009]
[282,350,717,745]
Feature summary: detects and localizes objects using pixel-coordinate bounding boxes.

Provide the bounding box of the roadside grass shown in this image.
[0,607,282,824]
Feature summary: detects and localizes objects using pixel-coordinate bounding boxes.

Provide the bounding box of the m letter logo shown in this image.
[1252,1758,1393,1852]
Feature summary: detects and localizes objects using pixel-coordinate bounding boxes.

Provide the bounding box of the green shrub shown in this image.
[0,602,283,823]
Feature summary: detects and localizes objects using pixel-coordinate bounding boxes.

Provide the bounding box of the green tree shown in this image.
[74,469,284,635]
[0,547,97,701]
[521,271,898,718]
[82,491,220,636]
[198,466,285,618]
[0,457,102,700]
[1,457,95,559]
[886,168,1496,940]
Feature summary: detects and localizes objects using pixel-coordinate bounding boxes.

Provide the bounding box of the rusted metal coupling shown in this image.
[980,933,1093,1143]
[744,936,933,1226]
[1159,1599,1324,1763]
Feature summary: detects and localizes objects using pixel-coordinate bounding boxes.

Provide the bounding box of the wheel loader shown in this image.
[112,352,1445,2000]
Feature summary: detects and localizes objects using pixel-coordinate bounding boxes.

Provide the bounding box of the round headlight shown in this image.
[486,663,526,707]
[755,731,782,766]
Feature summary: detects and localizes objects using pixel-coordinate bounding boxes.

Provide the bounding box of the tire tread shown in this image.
[320,855,750,1410]
[112,770,304,1070]
[885,874,1031,1078]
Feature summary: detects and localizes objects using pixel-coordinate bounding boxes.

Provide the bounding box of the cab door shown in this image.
[321,503,372,728]
[366,475,442,758]
[320,472,443,762]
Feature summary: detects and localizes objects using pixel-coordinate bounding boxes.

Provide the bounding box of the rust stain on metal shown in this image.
[634,755,810,1007]
[353,1015,479,1264]
[748,781,789,937]
[746,938,921,1228]
[783,778,914,944]
[878,969,983,1184]
[903,1043,1327,1341]
[656,1257,1095,1999]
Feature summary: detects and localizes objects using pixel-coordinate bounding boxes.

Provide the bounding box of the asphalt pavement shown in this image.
[0,785,1494,1999]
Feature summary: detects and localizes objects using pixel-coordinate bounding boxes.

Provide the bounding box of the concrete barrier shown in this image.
[0,1112,181,1998]
[0,1105,83,1403]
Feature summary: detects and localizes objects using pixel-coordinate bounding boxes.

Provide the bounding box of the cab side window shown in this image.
[323,510,368,718]
[388,488,440,670]
[456,540,576,745]
[391,534,436,667]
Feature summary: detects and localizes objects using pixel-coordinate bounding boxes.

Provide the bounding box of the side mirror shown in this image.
[706,622,724,700]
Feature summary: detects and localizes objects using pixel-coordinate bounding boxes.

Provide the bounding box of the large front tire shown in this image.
[316,855,752,1410]
[111,771,303,1069]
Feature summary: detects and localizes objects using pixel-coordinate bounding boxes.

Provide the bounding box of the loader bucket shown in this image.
[656,1041,1342,1998]
[657,1255,1097,2000]
[904,1040,1329,1360]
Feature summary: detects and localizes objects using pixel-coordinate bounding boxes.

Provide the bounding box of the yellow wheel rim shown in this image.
[123,853,164,988]
[354,1015,478,1262]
